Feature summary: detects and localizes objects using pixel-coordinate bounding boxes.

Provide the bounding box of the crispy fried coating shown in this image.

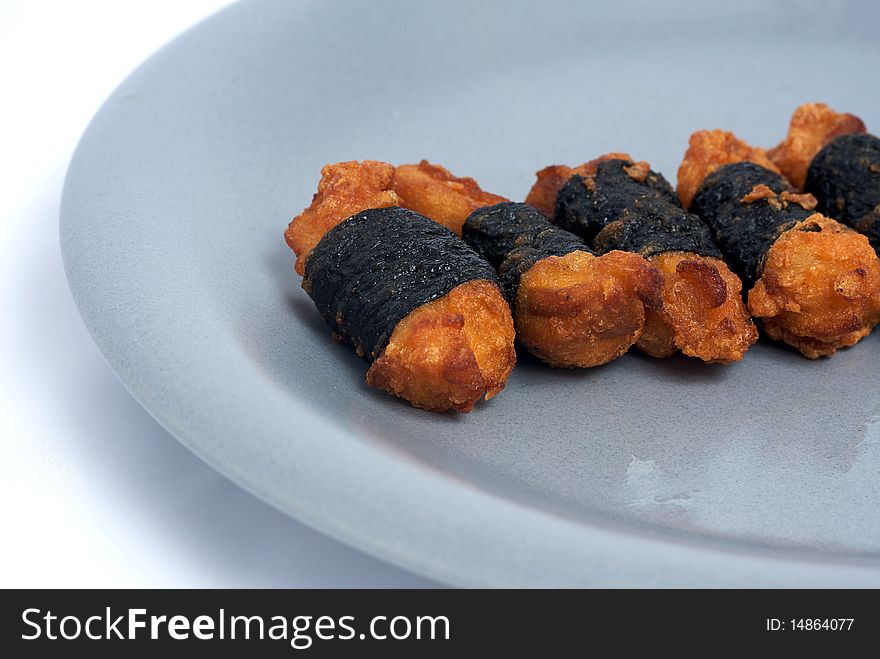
[285,160,399,274]
[768,102,866,190]
[677,130,780,209]
[524,153,633,218]
[537,156,755,363]
[462,201,663,368]
[739,184,817,211]
[514,250,662,367]
[525,166,575,218]
[748,215,880,358]
[366,279,516,412]
[638,252,757,363]
[637,309,678,359]
[391,160,508,234]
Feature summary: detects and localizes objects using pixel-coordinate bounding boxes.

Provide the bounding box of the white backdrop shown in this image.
[0,0,434,588]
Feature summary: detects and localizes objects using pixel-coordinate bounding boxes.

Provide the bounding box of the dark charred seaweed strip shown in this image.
[303,206,497,362]
[554,159,721,260]
[554,160,679,243]
[691,162,814,288]
[462,202,589,304]
[592,196,722,259]
[689,162,788,222]
[806,133,880,251]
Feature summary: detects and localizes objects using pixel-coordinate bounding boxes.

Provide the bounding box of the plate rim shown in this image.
[59,0,880,587]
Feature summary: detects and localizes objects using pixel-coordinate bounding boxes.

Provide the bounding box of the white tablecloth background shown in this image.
[0,0,434,588]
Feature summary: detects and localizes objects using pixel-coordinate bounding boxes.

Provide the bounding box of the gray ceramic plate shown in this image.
[61,0,880,586]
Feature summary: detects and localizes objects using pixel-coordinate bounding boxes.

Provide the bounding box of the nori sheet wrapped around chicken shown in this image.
[303,206,497,362]
[462,200,666,368]
[806,133,880,252]
[462,201,588,304]
[691,162,814,287]
[554,159,721,260]
[591,197,723,260]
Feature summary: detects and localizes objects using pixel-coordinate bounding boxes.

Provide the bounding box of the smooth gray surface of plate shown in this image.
[61,0,880,586]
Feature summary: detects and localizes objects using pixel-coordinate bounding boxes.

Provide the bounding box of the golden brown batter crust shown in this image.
[391,160,507,234]
[285,160,399,274]
[366,279,516,412]
[748,215,880,358]
[768,102,866,190]
[740,184,817,211]
[638,252,757,363]
[677,130,780,209]
[513,249,663,368]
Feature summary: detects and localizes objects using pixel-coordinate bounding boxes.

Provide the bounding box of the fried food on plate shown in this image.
[676,129,779,209]
[768,102,866,190]
[523,153,632,218]
[287,167,515,413]
[391,160,507,234]
[463,202,662,367]
[690,151,880,358]
[284,160,399,275]
[547,156,756,363]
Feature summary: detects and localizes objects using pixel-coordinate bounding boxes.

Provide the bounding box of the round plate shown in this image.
[61,0,880,586]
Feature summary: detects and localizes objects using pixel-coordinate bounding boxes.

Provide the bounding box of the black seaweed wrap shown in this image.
[462,202,590,304]
[554,159,720,260]
[303,206,498,362]
[691,162,814,287]
[690,162,790,223]
[806,133,880,251]
[592,196,722,260]
[554,160,679,243]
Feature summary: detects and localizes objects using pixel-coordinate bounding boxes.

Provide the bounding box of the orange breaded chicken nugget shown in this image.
[748,215,880,358]
[768,102,866,190]
[638,253,757,363]
[292,200,516,413]
[515,249,662,367]
[462,202,663,368]
[284,160,400,274]
[367,278,515,412]
[677,129,780,209]
[391,160,508,234]
[690,151,880,358]
[545,154,757,363]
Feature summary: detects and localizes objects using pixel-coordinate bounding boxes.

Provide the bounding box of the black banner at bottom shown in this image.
[1,589,876,654]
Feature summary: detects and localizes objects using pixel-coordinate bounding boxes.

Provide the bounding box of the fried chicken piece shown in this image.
[748,215,880,358]
[524,153,633,218]
[289,180,516,413]
[514,250,663,367]
[391,160,508,234]
[638,252,757,363]
[677,129,780,209]
[691,158,880,358]
[546,156,755,363]
[285,160,399,274]
[768,102,866,190]
[463,202,664,368]
[524,165,575,218]
[366,279,516,412]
